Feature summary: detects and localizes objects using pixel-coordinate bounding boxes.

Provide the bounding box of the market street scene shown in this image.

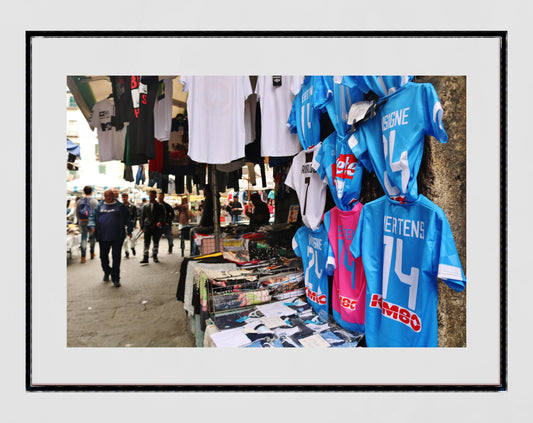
[66,75,467,349]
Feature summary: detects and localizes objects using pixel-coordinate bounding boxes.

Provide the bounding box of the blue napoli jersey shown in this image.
[349,195,466,347]
[342,75,413,98]
[313,76,366,137]
[292,224,331,319]
[313,131,365,211]
[288,76,325,149]
[348,82,447,202]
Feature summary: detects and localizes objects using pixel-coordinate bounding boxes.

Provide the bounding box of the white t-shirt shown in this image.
[89,99,127,162]
[285,143,327,230]
[244,92,257,145]
[154,77,174,142]
[255,75,304,157]
[180,76,253,164]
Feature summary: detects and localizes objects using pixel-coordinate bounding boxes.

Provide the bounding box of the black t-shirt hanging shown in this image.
[126,76,159,165]
[109,76,129,130]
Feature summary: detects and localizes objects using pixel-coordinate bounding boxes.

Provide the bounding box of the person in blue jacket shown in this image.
[89,189,133,287]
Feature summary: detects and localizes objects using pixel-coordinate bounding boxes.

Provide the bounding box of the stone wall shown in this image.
[416,76,467,347]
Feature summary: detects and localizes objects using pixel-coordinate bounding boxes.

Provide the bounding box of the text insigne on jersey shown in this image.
[382,107,410,131]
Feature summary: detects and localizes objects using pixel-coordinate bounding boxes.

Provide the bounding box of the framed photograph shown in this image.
[27,32,505,394]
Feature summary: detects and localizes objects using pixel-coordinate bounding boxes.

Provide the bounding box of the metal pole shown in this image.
[209,164,221,252]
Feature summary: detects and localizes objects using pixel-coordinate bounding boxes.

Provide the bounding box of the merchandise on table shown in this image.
[206,298,365,348]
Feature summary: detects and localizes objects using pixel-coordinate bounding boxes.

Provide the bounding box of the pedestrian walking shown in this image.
[158,192,175,254]
[121,192,138,258]
[175,197,191,229]
[140,188,165,264]
[88,189,133,287]
[77,186,99,263]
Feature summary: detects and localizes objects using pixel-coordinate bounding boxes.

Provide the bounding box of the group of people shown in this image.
[225,192,272,226]
[70,184,272,287]
[71,185,179,287]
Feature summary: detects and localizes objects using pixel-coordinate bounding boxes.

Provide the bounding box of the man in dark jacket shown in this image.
[88,189,133,287]
[158,192,176,254]
[140,188,165,264]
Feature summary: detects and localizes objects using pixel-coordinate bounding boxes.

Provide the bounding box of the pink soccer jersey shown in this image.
[323,202,366,333]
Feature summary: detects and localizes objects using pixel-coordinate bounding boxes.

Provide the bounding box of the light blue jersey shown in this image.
[342,75,413,99]
[288,76,325,150]
[313,76,366,137]
[292,224,331,319]
[350,195,466,347]
[313,131,365,211]
[348,81,447,202]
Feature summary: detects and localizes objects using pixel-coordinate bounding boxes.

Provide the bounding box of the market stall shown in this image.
[69,74,467,348]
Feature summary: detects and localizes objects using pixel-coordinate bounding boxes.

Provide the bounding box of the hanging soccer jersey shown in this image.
[323,203,366,333]
[313,75,366,137]
[180,76,253,164]
[349,195,466,347]
[89,99,127,162]
[348,81,447,202]
[285,143,327,230]
[292,224,331,319]
[255,75,303,157]
[342,75,413,99]
[313,131,365,211]
[288,76,326,150]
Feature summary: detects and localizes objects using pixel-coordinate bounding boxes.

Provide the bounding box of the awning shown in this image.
[66,138,81,158]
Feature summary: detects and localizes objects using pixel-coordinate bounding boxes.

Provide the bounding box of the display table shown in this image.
[203,298,365,348]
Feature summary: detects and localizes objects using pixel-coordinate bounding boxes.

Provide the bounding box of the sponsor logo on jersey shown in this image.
[339,295,358,311]
[333,154,358,180]
[306,287,327,305]
[369,294,422,332]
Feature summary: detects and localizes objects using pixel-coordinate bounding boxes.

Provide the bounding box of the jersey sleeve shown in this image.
[284,158,297,191]
[437,212,466,291]
[423,83,448,143]
[347,130,373,172]
[340,75,362,90]
[322,210,336,274]
[292,227,303,257]
[349,205,365,259]
[313,76,332,111]
[287,100,297,134]
[311,141,326,180]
